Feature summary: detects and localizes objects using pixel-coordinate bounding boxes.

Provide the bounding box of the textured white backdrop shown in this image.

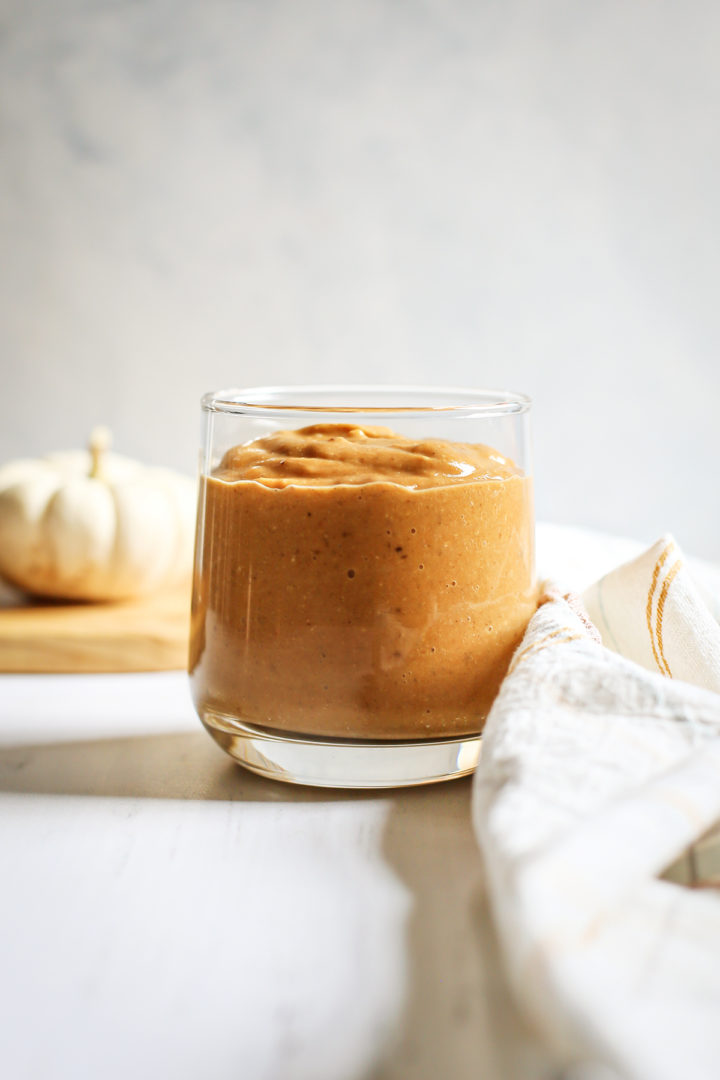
[0,0,718,557]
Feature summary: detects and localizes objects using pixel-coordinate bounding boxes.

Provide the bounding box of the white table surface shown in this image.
[0,670,554,1080]
[5,525,716,1079]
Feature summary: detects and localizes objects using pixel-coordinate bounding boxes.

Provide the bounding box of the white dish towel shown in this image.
[473,527,720,1080]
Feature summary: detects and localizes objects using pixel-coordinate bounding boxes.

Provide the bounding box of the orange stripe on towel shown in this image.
[509,628,583,675]
[656,558,682,677]
[645,541,675,675]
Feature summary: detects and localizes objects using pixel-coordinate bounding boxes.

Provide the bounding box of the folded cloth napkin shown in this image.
[583,535,720,693]
[473,527,720,1080]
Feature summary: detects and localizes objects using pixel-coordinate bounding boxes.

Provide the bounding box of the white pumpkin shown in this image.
[0,429,197,601]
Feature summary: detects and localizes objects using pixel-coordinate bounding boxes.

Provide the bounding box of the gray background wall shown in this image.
[1,0,718,558]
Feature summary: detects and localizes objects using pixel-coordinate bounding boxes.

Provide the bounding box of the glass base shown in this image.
[200,708,482,789]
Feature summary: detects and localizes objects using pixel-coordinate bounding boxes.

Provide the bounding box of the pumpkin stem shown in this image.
[88,426,112,480]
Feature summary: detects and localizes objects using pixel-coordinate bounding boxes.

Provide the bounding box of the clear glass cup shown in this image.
[189,386,536,788]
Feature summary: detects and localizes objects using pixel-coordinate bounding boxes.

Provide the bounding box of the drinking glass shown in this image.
[189,386,535,788]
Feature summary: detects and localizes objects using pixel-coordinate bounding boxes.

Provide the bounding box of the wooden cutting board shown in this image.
[0,580,191,673]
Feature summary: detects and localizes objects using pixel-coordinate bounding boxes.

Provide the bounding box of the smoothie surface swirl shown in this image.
[215,423,522,488]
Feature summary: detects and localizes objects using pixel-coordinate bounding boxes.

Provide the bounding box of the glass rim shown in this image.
[201,384,532,418]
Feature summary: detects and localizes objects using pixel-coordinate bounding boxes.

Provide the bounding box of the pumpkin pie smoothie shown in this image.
[189,424,536,740]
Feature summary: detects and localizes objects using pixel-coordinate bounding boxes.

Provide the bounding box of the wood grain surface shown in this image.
[0,579,191,672]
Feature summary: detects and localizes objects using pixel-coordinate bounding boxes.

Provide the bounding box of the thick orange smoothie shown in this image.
[190,424,536,739]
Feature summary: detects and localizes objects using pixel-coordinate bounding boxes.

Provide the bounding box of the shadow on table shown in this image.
[373,785,555,1080]
[0,729,383,803]
[0,730,553,1080]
